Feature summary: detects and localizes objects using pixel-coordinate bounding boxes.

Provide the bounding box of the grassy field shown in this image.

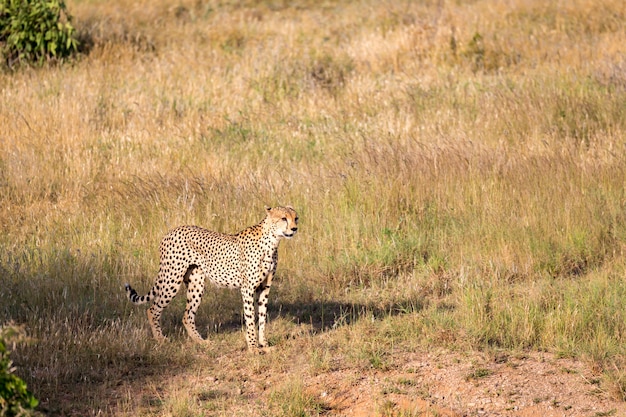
[2,0,626,415]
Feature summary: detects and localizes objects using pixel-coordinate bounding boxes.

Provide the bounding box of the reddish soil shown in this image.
[303,349,625,416]
[112,344,626,416]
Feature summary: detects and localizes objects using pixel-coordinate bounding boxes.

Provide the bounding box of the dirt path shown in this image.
[111,344,626,416]
[304,349,625,416]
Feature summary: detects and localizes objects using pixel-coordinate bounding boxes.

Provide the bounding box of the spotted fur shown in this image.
[125,206,298,349]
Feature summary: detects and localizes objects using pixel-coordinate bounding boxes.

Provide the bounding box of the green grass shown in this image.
[1,0,626,414]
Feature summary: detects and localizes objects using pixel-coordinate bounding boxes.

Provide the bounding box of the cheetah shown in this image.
[125,206,298,349]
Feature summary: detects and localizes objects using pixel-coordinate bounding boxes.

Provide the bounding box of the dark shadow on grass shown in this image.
[269,297,427,332]
[182,291,428,340]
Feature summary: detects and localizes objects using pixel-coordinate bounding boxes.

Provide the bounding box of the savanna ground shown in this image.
[2,0,626,415]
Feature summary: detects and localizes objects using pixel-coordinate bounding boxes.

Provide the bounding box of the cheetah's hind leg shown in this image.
[182,266,207,342]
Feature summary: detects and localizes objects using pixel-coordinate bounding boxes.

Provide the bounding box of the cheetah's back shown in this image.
[162,225,242,288]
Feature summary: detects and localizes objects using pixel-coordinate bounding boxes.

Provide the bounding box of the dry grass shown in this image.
[2,0,626,414]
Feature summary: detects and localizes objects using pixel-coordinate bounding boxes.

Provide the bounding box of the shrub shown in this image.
[0,0,78,68]
[0,326,38,417]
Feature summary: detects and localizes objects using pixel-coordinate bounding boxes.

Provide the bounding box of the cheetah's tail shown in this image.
[125,283,154,305]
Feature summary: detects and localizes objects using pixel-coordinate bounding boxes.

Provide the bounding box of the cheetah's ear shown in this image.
[265,205,272,212]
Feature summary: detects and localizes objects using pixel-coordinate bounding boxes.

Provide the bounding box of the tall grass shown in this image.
[2,0,626,414]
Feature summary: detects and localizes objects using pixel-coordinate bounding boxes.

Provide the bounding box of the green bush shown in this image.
[0,326,38,417]
[0,0,78,68]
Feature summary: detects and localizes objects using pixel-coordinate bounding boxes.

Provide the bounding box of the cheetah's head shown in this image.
[265,206,299,239]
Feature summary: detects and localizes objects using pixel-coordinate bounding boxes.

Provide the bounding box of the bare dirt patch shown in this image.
[304,349,624,416]
[110,340,626,416]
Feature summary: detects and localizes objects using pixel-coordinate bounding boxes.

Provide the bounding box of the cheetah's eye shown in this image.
[281,217,287,222]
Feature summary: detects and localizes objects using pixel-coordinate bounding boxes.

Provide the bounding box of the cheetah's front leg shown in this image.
[256,276,274,348]
[256,285,271,348]
[241,285,258,349]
